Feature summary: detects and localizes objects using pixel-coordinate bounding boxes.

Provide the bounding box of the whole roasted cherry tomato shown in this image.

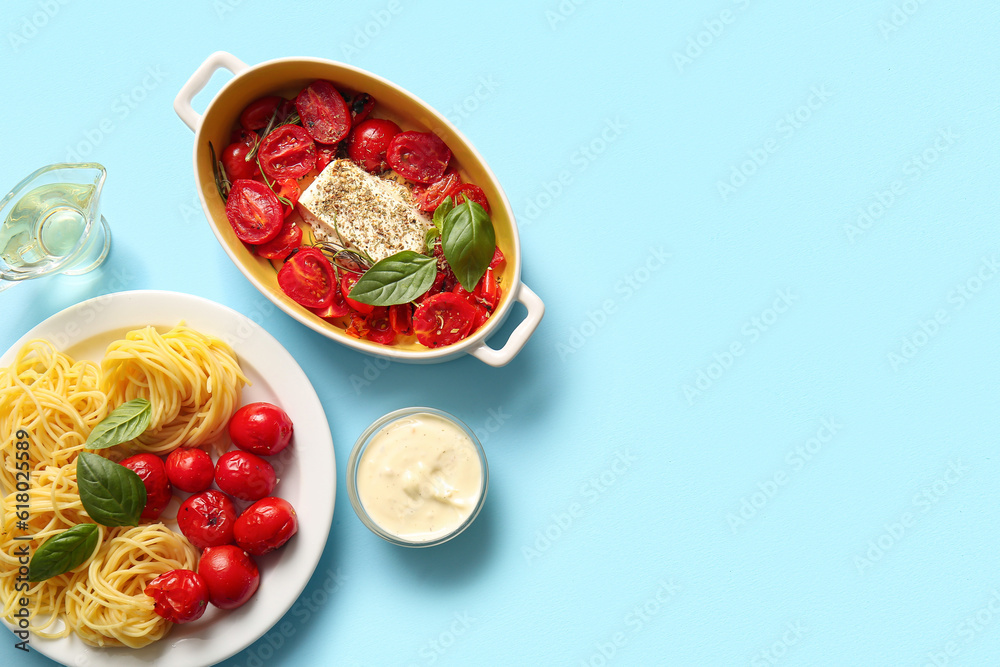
[225,179,283,244]
[229,402,294,456]
[256,218,302,261]
[240,95,283,131]
[234,497,298,556]
[386,131,451,183]
[415,170,462,212]
[295,80,352,144]
[454,183,490,214]
[164,448,214,494]
[349,92,375,124]
[198,545,259,610]
[277,247,337,309]
[221,137,261,181]
[120,454,171,521]
[365,307,395,345]
[258,125,316,181]
[145,569,210,624]
[347,119,401,172]
[177,490,237,549]
[340,272,375,315]
[413,292,477,348]
[215,451,276,501]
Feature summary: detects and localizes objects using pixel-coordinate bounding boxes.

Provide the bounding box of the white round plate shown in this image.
[1,290,335,667]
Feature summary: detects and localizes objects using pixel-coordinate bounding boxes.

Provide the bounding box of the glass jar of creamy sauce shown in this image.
[347,408,488,547]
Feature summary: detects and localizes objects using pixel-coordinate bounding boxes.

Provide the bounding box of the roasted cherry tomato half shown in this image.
[349,92,375,124]
[258,125,316,181]
[273,179,301,219]
[454,183,490,214]
[145,569,210,624]
[340,272,375,315]
[474,267,501,311]
[413,292,477,348]
[295,80,352,144]
[221,138,261,181]
[489,246,506,272]
[215,451,276,501]
[347,119,401,172]
[315,143,339,172]
[225,179,283,244]
[177,490,237,550]
[415,170,462,212]
[277,247,337,309]
[234,497,298,556]
[310,281,350,320]
[198,545,259,610]
[386,131,452,184]
[256,218,302,261]
[389,303,413,336]
[240,95,283,131]
[365,307,396,345]
[164,448,214,494]
[120,453,171,521]
[229,402,294,457]
[469,303,490,333]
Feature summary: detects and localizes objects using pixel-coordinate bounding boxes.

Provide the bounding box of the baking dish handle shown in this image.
[469,283,544,367]
[174,51,249,132]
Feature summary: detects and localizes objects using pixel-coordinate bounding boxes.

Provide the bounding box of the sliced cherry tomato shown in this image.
[386,131,452,184]
[365,307,395,345]
[165,448,214,494]
[347,119,401,172]
[240,95,283,131]
[469,303,489,333]
[234,497,298,556]
[258,125,316,181]
[345,311,370,339]
[415,170,462,212]
[315,143,339,172]
[389,304,412,336]
[413,292,477,348]
[454,183,490,214]
[120,454,171,521]
[221,139,261,181]
[295,80,352,144]
[256,218,302,260]
[229,402,294,457]
[177,490,237,550]
[349,92,375,124]
[277,247,336,309]
[145,569,210,624]
[198,545,259,610]
[310,282,350,319]
[474,267,502,311]
[274,178,301,219]
[489,246,506,272]
[340,272,375,315]
[225,179,283,244]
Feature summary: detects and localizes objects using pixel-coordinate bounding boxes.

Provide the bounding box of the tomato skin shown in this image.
[229,402,294,457]
[256,218,302,261]
[315,143,339,172]
[164,448,214,494]
[258,125,316,181]
[340,272,375,315]
[177,490,237,550]
[469,303,490,333]
[240,96,283,131]
[345,312,370,339]
[389,304,413,336]
[198,545,259,610]
[221,140,261,181]
[310,283,350,320]
[349,92,375,124]
[347,119,401,172]
[413,292,477,348]
[120,454,171,521]
[295,80,352,144]
[234,497,298,556]
[215,451,276,501]
[145,569,210,624]
[277,247,337,309]
[386,131,452,183]
[489,246,506,272]
[454,183,490,214]
[365,307,396,345]
[274,179,301,219]
[415,170,461,212]
[225,180,284,244]
[474,267,501,311]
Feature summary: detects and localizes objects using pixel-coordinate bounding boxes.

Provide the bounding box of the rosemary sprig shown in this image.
[209,142,231,201]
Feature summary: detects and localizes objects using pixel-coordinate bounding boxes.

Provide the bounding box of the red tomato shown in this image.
[240,95,283,131]
[256,218,302,261]
[415,170,462,212]
[230,128,258,146]
[177,490,237,549]
[233,497,298,556]
[274,179,301,219]
[258,125,316,181]
[198,545,259,610]
[474,267,501,311]
[277,247,337,309]
[221,140,261,181]
[215,451,276,501]
[489,246,506,272]
[164,448,214,494]
[469,303,489,333]
[345,312,370,339]
[347,119,401,172]
[310,282,350,320]
[365,307,395,345]
[225,180,283,244]
[340,272,375,315]
[120,454,171,521]
[315,143,339,172]
[349,92,375,124]
[454,183,491,214]
[295,80,352,144]
[229,402,294,456]
[145,569,210,624]
[386,131,452,183]
[389,304,412,336]
[413,292,477,348]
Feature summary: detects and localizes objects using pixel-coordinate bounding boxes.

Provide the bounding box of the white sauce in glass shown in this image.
[356,413,483,542]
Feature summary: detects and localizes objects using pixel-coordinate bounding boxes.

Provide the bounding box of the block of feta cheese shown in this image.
[297,158,432,263]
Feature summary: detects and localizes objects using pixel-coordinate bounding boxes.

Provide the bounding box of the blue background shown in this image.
[2,1,999,665]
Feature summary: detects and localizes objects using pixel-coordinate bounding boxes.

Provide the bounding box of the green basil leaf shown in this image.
[348,251,438,306]
[424,227,441,254]
[432,196,454,229]
[85,398,152,450]
[77,452,146,527]
[28,523,99,582]
[441,200,495,291]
